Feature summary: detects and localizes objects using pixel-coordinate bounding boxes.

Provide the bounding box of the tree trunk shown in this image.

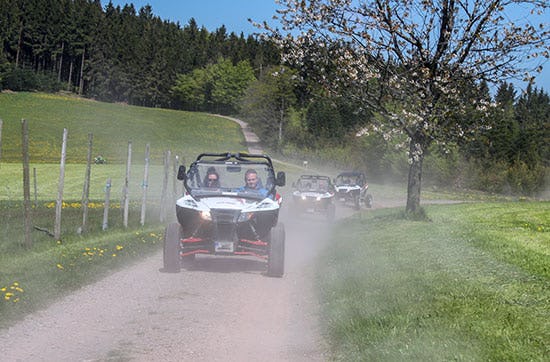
[406,138,425,213]
[58,42,64,82]
[16,24,23,68]
[278,98,284,149]
[78,47,85,95]
[67,61,73,91]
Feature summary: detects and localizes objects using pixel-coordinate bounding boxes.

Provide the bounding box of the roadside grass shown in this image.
[317,202,549,361]
[0,205,166,329]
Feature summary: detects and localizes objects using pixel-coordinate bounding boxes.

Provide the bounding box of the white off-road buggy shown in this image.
[334,171,373,210]
[163,153,286,277]
[291,175,336,220]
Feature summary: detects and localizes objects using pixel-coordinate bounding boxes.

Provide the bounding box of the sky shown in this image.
[105,0,279,36]
[104,0,548,92]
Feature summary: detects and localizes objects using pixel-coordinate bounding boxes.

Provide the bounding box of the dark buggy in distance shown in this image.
[163,152,286,277]
[292,175,336,220]
[334,171,373,210]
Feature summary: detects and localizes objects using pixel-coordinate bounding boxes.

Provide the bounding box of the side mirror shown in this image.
[276,171,286,187]
[177,165,186,181]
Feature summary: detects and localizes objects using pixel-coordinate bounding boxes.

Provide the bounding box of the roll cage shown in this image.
[177,152,286,199]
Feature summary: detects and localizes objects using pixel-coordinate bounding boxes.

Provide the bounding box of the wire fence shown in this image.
[1,119,183,247]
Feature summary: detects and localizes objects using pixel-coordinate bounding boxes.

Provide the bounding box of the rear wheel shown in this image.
[267,223,285,277]
[327,203,336,221]
[365,194,374,208]
[163,223,182,273]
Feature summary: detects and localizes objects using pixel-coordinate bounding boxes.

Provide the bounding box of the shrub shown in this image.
[1,68,62,92]
[507,160,547,196]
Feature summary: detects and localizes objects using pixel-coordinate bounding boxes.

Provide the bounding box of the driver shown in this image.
[239,168,268,197]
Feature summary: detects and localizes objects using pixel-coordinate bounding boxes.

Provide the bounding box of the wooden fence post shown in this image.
[0,119,3,163]
[102,178,111,231]
[21,119,32,248]
[173,155,179,199]
[160,150,170,222]
[122,141,132,228]
[81,133,93,234]
[54,128,68,241]
[140,143,150,226]
[33,167,38,208]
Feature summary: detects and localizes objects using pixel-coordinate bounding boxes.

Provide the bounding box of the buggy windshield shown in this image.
[296,177,330,192]
[335,173,363,186]
[186,161,275,199]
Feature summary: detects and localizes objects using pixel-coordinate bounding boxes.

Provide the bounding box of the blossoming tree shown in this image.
[262,0,549,212]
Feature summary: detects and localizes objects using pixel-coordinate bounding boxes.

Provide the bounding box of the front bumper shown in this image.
[176,206,278,259]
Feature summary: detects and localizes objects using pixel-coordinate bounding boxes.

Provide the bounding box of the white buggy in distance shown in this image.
[334,171,373,210]
[291,175,336,220]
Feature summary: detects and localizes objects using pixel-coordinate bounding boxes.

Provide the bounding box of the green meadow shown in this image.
[0,91,247,164]
[318,202,549,361]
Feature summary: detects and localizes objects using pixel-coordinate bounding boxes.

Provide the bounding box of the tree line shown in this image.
[0,0,548,198]
[0,0,279,108]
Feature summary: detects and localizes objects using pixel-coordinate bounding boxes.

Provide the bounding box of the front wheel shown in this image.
[353,194,360,210]
[163,223,182,273]
[267,223,285,277]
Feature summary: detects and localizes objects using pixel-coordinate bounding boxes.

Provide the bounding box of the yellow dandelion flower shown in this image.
[56,263,64,270]
[116,245,124,251]
[112,253,117,257]
[0,287,6,292]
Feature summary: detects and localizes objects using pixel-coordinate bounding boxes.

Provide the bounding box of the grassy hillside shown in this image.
[0,91,247,164]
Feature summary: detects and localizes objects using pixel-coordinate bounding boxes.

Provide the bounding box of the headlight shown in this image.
[200,210,211,221]
[301,195,306,200]
[316,196,321,201]
[238,212,254,222]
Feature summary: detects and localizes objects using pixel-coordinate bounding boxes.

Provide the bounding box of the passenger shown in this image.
[204,168,220,188]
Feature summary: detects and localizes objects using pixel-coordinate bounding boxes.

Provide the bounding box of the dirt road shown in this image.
[0,196,371,361]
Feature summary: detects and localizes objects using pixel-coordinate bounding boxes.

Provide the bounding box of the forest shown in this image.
[0,0,548,196]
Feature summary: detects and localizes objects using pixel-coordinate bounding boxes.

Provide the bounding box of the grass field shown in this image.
[317,202,549,361]
[0,91,247,164]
